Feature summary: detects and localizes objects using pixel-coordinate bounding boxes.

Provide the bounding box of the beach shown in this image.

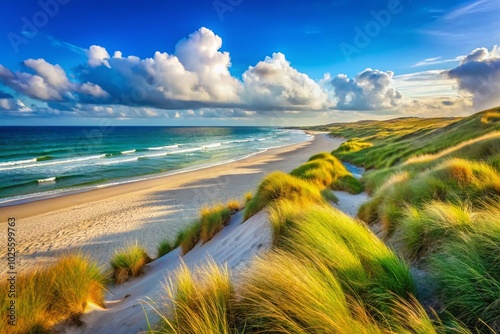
[0,133,341,278]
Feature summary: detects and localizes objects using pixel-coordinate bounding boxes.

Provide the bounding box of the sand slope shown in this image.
[61,210,271,334]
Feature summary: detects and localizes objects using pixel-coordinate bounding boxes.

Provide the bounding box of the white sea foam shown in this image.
[121,149,136,154]
[203,143,222,149]
[99,157,139,165]
[37,177,56,183]
[0,158,37,167]
[0,154,106,171]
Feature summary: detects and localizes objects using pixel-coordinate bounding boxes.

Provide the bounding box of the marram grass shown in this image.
[0,253,107,333]
[150,261,235,334]
[111,243,152,284]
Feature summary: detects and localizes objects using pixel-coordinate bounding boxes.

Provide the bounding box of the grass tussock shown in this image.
[0,253,107,333]
[275,205,414,314]
[395,201,500,331]
[111,243,152,284]
[177,202,235,255]
[199,204,232,243]
[152,261,235,334]
[361,159,500,234]
[243,171,325,220]
[332,174,365,194]
[237,251,387,333]
[226,199,241,212]
[157,239,173,258]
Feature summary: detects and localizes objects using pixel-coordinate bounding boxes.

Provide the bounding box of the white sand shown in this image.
[60,210,271,334]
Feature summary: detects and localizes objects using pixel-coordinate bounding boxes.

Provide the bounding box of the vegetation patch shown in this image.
[243,171,325,220]
[151,262,235,334]
[0,254,107,333]
[110,243,152,284]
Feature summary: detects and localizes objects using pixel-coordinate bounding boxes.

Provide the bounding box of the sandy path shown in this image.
[0,134,342,278]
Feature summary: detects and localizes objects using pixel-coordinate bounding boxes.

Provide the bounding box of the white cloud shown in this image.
[242,52,329,110]
[0,59,109,102]
[88,45,111,67]
[445,45,500,110]
[329,68,403,110]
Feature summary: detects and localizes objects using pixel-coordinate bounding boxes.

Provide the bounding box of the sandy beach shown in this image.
[0,133,342,278]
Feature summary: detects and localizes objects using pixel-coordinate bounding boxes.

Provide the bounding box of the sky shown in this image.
[0,0,499,126]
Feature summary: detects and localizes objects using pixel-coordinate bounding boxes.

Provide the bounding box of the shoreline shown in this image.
[0,136,318,220]
[0,133,342,277]
[0,132,315,209]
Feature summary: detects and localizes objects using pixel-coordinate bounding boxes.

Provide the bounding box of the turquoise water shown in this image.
[0,126,311,204]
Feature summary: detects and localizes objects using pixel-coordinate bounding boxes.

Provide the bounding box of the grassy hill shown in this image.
[322,107,500,169]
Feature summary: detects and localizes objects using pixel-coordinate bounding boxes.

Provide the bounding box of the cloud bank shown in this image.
[445,45,500,110]
[0,27,497,120]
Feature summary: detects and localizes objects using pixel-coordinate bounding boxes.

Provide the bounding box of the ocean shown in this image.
[0,126,312,205]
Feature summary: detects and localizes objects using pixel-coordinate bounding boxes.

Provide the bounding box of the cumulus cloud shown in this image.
[330,68,403,110]
[0,59,109,102]
[88,45,111,67]
[242,53,329,110]
[445,45,500,110]
[78,28,242,110]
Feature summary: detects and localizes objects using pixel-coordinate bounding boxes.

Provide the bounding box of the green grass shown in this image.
[237,251,388,333]
[363,132,500,194]
[429,226,500,332]
[177,220,203,255]
[332,174,365,194]
[237,202,462,333]
[151,261,235,334]
[176,203,235,255]
[157,239,173,258]
[360,159,500,234]
[0,253,107,333]
[325,108,500,169]
[395,201,500,331]
[243,171,326,220]
[199,204,232,243]
[110,243,152,284]
[275,205,414,316]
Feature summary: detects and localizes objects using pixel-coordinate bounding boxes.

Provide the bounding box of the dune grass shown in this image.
[360,159,500,235]
[276,205,414,315]
[394,201,500,331]
[243,171,326,220]
[151,261,235,334]
[332,174,365,194]
[0,253,107,333]
[325,108,500,169]
[199,204,232,243]
[111,243,152,284]
[226,199,241,212]
[430,226,500,332]
[176,202,236,255]
[157,239,173,258]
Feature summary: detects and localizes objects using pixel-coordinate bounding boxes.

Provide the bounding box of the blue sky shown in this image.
[0,0,499,125]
